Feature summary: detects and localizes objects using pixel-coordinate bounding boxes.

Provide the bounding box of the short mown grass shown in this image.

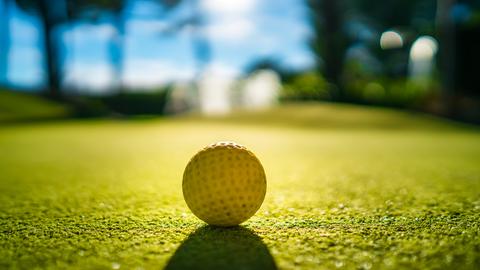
[0,103,479,269]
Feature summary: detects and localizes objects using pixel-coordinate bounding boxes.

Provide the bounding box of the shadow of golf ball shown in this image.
[164,225,277,270]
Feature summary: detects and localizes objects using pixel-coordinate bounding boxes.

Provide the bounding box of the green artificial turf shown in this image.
[1,103,479,269]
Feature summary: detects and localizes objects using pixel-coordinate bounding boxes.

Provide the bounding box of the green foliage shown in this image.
[66,92,171,118]
[100,91,170,115]
[342,61,440,107]
[281,65,439,107]
[0,104,479,269]
[347,78,440,107]
[281,72,330,100]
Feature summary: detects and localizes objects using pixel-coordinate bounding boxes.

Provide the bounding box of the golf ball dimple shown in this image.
[182,141,266,226]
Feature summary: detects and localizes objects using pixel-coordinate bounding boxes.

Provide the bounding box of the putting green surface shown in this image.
[1,103,479,269]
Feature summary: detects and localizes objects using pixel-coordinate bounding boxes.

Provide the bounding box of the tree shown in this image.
[307,0,439,101]
[66,0,125,92]
[307,0,348,101]
[16,0,189,96]
[16,0,68,98]
[67,0,184,92]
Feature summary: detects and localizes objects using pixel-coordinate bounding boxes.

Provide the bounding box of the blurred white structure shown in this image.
[198,71,234,115]
[380,30,403,49]
[241,70,280,109]
[166,68,280,115]
[409,36,438,81]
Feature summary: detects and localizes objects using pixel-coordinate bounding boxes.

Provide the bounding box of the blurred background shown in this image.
[0,0,479,123]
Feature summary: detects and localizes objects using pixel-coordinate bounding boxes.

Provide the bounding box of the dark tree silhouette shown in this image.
[14,0,185,96]
[66,0,125,92]
[351,0,436,77]
[16,0,68,98]
[67,0,183,92]
[307,0,437,100]
[307,0,348,101]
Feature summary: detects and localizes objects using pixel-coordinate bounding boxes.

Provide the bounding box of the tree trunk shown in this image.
[323,0,347,100]
[38,0,61,98]
[436,0,455,115]
[310,0,348,101]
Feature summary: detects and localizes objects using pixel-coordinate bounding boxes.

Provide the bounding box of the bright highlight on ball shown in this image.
[182,141,266,226]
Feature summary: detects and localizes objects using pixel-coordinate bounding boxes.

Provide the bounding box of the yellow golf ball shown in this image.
[182,141,266,226]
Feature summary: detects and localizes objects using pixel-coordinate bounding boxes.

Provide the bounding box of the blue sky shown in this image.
[1,0,314,92]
